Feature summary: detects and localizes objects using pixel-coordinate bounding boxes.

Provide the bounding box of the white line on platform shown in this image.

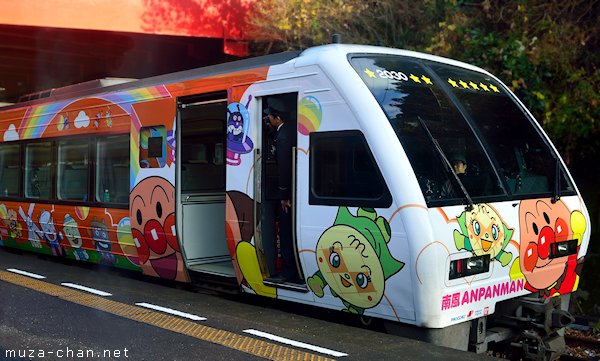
[243,329,348,357]
[135,302,207,321]
[61,283,112,296]
[7,268,46,279]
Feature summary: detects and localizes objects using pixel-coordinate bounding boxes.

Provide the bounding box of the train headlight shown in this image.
[449,254,490,280]
[549,239,578,259]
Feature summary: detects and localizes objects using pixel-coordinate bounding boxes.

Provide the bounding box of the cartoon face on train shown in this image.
[227,104,245,142]
[5,208,21,239]
[517,199,585,294]
[308,207,404,314]
[63,214,83,248]
[39,210,66,257]
[89,217,115,264]
[130,176,182,281]
[454,204,513,266]
[63,214,89,261]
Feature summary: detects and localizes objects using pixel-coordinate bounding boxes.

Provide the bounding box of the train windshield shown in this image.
[349,54,575,206]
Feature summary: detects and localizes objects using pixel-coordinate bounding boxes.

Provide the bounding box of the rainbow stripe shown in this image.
[105,85,171,138]
[16,85,170,141]
[298,96,323,135]
[104,86,171,117]
[19,101,70,139]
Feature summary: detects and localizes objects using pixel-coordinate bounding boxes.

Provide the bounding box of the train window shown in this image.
[96,135,130,204]
[139,126,166,168]
[57,139,89,201]
[428,63,576,198]
[309,130,392,207]
[180,99,227,193]
[0,144,20,197]
[350,55,505,206]
[25,142,53,198]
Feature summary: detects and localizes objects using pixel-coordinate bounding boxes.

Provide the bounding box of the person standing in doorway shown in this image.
[264,97,300,283]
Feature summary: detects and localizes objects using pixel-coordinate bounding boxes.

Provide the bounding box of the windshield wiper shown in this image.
[417,116,474,211]
[552,158,561,203]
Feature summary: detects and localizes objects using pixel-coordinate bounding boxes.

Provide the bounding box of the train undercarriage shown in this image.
[385,294,574,361]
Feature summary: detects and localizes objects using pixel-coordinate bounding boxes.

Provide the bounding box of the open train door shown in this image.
[256,93,305,289]
[223,88,308,296]
[176,91,237,282]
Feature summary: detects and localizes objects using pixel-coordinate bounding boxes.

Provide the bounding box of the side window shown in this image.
[97,135,130,203]
[0,144,20,197]
[57,139,89,201]
[309,130,392,207]
[139,126,166,168]
[25,142,53,198]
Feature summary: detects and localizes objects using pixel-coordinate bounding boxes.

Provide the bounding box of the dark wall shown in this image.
[0,25,240,103]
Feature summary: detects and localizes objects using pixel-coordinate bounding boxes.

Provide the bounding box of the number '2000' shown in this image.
[376,69,409,81]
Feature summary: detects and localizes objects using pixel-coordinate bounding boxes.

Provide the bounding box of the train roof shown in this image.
[0,44,493,111]
[0,50,301,111]
[297,43,492,75]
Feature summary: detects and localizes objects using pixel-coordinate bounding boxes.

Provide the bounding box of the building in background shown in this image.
[0,0,255,103]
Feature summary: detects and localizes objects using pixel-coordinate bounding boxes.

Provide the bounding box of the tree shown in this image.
[426,1,600,167]
[248,0,599,168]
[247,0,439,53]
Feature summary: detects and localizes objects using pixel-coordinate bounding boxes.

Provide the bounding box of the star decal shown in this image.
[421,76,433,85]
[459,80,469,89]
[364,68,376,78]
[480,83,489,92]
[409,74,421,83]
[469,82,479,90]
[448,78,458,87]
[489,84,500,93]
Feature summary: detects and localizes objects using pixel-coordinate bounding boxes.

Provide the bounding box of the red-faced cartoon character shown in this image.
[130,176,186,282]
[517,198,585,296]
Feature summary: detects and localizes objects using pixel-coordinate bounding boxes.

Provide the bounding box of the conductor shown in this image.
[264,97,300,283]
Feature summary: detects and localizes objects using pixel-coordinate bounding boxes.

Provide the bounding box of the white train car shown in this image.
[0,43,590,360]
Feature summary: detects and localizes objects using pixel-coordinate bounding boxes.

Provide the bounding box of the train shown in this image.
[0,43,591,360]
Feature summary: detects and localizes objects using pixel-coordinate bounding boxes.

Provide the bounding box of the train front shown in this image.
[340,47,591,358]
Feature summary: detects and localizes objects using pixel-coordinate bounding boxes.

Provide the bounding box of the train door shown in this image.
[176,92,235,278]
[256,93,305,287]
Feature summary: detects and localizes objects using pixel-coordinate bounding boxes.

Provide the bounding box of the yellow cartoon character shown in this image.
[0,206,22,240]
[307,207,404,315]
[454,203,513,266]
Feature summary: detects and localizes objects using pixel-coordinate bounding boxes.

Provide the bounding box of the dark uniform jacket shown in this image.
[274,121,295,200]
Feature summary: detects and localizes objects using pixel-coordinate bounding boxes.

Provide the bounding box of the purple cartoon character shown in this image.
[38,210,66,257]
[227,104,245,142]
[226,96,254,166]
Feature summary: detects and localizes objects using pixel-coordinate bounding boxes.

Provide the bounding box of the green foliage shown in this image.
[424,1,599,165]
[594,319,600,335]
[248,0,600,167]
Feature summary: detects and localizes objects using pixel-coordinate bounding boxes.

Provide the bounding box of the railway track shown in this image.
[561,326,600,361]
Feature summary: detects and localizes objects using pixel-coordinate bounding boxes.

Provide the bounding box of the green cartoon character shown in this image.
[307,207,404,315]
[454,203,513,266]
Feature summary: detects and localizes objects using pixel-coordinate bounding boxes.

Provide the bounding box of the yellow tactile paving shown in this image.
[0,270,336,361]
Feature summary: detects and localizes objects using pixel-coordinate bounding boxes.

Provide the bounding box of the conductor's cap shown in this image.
[263,97,286,116]
[450,153,467,164]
